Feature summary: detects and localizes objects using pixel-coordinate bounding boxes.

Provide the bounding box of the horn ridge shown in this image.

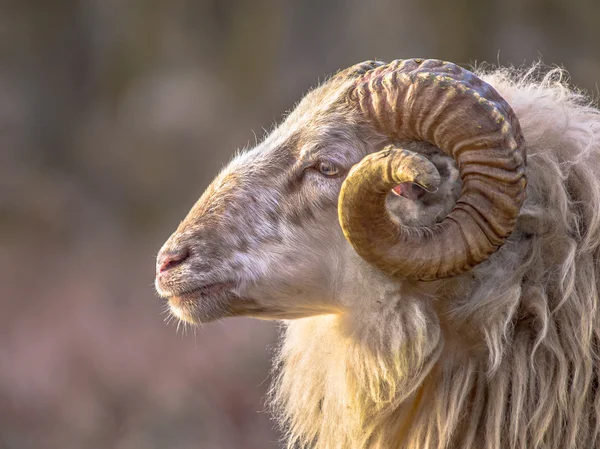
[339,59,527,280]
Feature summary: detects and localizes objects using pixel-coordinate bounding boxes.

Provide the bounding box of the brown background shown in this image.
[1,1,598,448]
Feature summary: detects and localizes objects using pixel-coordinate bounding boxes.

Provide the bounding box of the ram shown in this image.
[155,59,600,449]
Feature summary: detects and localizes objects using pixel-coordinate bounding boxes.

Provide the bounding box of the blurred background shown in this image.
[0,1,598,448]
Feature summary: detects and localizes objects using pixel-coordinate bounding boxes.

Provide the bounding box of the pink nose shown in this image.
[157,248,190,274]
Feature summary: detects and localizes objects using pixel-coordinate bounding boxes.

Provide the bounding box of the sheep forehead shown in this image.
[221,77,357,177]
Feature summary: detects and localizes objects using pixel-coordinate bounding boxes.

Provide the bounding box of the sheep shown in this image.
[155,58,600,449]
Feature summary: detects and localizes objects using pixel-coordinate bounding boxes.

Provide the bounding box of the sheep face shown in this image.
[154,77,461,324]
[153,80,354,323]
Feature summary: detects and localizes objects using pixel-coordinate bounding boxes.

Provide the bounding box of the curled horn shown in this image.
[338,59,527,281]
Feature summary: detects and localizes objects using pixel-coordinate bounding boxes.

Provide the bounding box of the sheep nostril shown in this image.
[157,248,190,274]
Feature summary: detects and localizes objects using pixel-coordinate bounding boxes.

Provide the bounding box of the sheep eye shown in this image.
[317,161,340,177]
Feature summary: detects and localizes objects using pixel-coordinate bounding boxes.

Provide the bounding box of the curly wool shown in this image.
[270,65,600,449]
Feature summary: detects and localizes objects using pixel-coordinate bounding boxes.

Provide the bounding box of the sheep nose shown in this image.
[157,247,190,274]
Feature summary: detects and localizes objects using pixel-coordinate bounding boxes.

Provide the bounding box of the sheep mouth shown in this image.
[163,282,288,323]
[163,282,239,324]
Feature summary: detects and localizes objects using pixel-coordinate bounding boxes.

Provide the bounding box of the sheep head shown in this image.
[155,59,527,324]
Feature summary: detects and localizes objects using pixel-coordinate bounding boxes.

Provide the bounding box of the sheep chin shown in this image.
[166,286,294,323]
[165,285,239,324]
